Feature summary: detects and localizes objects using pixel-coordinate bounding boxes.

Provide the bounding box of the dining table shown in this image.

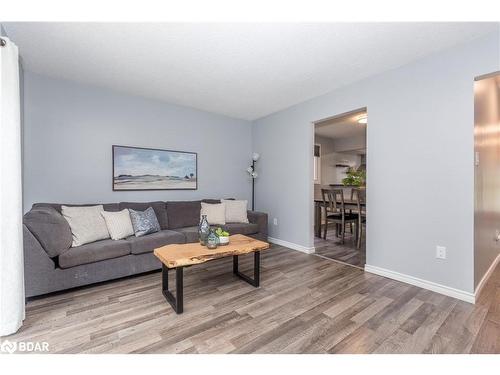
[313,198,366,238]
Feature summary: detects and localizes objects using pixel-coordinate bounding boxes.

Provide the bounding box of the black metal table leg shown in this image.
[233,251,260,287]
[162,264,184,314]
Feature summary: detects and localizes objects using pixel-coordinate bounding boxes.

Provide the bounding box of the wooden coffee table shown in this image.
[154,234,269,314]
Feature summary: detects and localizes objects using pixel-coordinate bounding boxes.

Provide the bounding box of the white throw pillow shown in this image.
[221,199,249,223]
[61,205,110,247]
[200,202,226,225]
[101,209,134,240]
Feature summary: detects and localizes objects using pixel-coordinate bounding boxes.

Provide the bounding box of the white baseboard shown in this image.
[475,252,500,300]
[268,237,315,254]
[365,264,475,304]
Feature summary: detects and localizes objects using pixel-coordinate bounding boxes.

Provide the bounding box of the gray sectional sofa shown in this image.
[23,199,268,298]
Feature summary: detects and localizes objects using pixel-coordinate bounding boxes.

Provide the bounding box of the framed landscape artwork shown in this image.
[112,145,197,191]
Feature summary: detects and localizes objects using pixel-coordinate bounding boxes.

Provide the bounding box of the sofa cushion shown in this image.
[201,199,221,204]
[200,202,226,225]
[23,207,73,258]
[129,207,161,237]
[59,239,131,268]
[221,223,259,236]
[173,226,199,243]
[119,202,167,230]
[101,209,134,240]
[221,199,249,223]
[62,205,111,247]
[126,230,185,255]
[33,203,120,213]
[119,201,168,230]
[166,201,201,229]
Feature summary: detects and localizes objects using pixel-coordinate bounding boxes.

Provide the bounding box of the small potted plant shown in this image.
[215,227,230,246]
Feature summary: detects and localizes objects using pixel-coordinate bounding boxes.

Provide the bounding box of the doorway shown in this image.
[474,71,500,294]
[312,108,367,269]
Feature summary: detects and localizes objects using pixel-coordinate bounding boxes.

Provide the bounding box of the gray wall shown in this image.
[23,72,252,209]
[474,74,500,288]
[253,32,500,293]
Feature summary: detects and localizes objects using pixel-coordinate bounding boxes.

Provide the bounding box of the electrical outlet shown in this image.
[436,246,447,260]
[273,218,278,226]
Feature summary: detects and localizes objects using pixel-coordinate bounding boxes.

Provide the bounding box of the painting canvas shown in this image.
[113,145,197,190]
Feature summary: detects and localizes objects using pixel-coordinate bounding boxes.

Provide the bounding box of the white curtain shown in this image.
[0,36,24,336]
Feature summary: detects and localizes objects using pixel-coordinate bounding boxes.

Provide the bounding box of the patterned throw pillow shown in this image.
[129,207,161,237]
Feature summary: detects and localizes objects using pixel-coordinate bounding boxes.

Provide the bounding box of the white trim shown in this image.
[475,252,500,300]
[268,237,315,254]
[364,264,475,304]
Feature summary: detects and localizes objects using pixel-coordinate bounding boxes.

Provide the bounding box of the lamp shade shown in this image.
[252,152,260,161]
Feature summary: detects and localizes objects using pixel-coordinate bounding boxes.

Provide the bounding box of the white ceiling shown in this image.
[4,22,498,120]
[315,109,367,140]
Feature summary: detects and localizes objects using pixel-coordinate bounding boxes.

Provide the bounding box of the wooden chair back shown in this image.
[321,188,345,216]
[351,188,366,216]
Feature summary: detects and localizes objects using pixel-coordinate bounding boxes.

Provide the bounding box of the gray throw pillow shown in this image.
[129,207,161,237]
[61,205,110,247]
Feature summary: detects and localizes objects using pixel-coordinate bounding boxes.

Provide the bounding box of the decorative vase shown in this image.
[206,229,219,249]
[199,215,210,246]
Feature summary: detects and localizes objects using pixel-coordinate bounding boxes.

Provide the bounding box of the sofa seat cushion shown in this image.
[59,239,131,268]
[174,226,199,243]
[221,223,259,236]
[126,230,185,255]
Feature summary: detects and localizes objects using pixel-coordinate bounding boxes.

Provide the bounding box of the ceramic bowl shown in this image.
[218,236,229,246]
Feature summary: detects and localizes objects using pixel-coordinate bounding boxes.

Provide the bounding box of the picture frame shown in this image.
[112,145,198,191]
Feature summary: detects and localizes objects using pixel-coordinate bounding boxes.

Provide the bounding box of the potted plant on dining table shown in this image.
[342,167,366,187]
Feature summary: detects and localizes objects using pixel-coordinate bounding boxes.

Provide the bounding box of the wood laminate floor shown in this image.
[3,244,500,354]
[314,224,366,269]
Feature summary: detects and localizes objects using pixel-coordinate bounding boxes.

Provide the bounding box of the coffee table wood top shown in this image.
[154,234,270,268]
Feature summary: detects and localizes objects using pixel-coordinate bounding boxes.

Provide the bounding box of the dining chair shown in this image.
[321,188,358,244]
[352,188,366,249]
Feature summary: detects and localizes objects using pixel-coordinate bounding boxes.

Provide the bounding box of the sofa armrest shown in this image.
[24,225,56,274]
[247,210,268,239]
[24,225,58,298]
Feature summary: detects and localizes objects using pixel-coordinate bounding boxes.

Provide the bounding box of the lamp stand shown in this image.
[251,160,255,211]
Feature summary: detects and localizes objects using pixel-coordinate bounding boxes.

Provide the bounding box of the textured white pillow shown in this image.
[61,205,110,247]
[200,202,226,225]
[101,209,134,240]
[221,199,249,223]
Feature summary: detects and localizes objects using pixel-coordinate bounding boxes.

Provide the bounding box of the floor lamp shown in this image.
[247,153,260,210]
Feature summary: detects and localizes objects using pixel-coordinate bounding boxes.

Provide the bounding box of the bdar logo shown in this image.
[0,340,17,354]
